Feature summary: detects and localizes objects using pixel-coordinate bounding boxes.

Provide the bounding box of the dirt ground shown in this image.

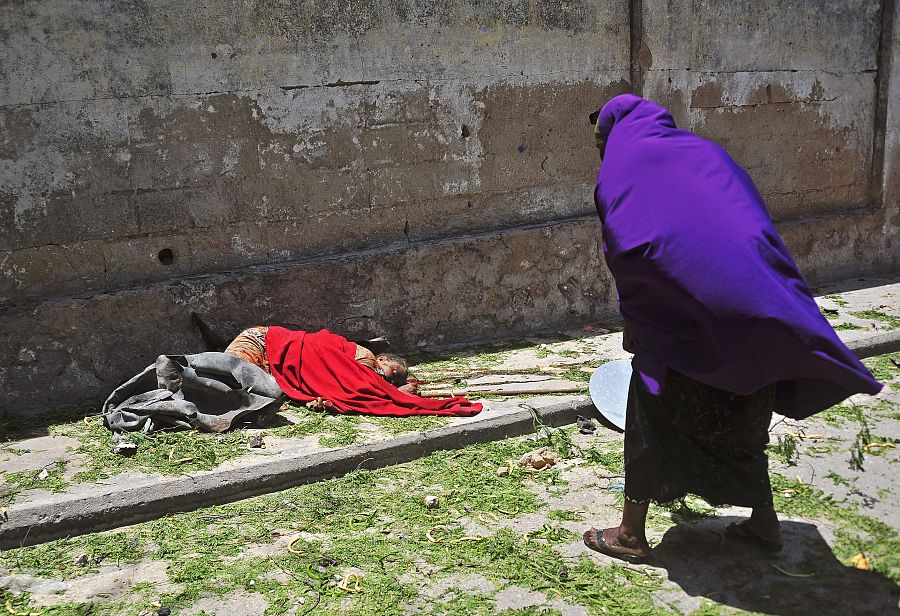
[0,280,897,615]
[0,352,897,615]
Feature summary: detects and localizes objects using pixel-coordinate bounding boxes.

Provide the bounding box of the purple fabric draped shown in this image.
[593,94,881,419]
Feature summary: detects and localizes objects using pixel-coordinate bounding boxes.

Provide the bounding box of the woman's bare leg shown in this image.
[585,500,651,558]
[606,500,651,554]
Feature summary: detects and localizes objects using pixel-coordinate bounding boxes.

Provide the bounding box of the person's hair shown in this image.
[377,353,407,369]
[377,353,408,386]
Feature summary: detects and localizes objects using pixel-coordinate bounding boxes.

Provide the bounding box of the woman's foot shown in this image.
[583,527,651,562]
[726,518,783,553]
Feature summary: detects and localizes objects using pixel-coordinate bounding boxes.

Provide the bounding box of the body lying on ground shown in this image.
[224,325,415,394]
[103,326,481,433]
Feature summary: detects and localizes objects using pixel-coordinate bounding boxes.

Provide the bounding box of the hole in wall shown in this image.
[461,125,470,139]
[158,248,175,265]
[211,52,218,59]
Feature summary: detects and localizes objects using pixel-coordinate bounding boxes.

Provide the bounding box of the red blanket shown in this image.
[265,326,482,417]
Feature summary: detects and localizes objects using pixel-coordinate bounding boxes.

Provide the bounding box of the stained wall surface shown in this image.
[1,1,897,413]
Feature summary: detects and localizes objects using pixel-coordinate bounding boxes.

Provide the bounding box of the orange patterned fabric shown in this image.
[224,326,270,373]
[354,344,378,370]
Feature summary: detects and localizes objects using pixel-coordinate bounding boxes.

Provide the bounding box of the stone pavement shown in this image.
[0,276,897,550]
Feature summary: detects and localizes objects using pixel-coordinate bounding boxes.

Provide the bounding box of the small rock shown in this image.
[248,433,265,449]
[576,415,596,435]
[423,495,440,509]
[496,466,510,477]
[110,433,138,457]
[157,608,171,616]
[519,447,557,471]
[72,553,89,567]
[37,468,49,481]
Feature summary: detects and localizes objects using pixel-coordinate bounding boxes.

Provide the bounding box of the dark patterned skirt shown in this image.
[624,366,775,507]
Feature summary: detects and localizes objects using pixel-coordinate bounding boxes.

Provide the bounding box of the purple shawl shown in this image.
[594,94,881,419]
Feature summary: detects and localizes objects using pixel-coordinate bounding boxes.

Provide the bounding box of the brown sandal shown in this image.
[582,528,649,563]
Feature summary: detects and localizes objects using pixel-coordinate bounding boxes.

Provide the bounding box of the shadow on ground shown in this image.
[650,517,899,615]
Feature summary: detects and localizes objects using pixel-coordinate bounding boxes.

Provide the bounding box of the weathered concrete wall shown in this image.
[638,0,899,283]
[0,1,630,304]
[0,1,897,414]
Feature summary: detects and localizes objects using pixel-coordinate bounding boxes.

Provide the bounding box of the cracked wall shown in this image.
[0,0,897,414]
[0,1,630,305]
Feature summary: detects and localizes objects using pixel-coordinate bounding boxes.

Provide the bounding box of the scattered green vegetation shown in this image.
[370,415,452,436]
[51,416,252,481]
[826,471,852,487]
[410,350,506,381]
[771,473,900,582]
[0,434,669,615]
[547,509,583,522]
[833,323,865,331]
[2,349,897,614]
[0,460,69,506]
[819,403,864,427]
[582,447,625,475]
[849,310,900,330]
[530,423,580,460]
[850,415,898,472]
[527,523,579,543]
[269,405,366,448]
[861,352,900,383]
[824,294,849,307]
[561,361,605,383]
[769,433,799,466]
[555,349,581,359]
[11,404,455,493]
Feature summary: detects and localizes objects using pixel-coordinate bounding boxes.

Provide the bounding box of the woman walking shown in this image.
[582,94,882,560]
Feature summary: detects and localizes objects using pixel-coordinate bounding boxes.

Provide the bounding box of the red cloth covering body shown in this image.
[265,326,482,417]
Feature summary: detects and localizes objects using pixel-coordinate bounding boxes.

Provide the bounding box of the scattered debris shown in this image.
[576,415,596,435]
[850,552,871,570]
[519,447,557,471]
[337,573,364,593]
[607,480,625,493]
[770,564,815,578]
[36,469,48,481]
[248,433,266,449]
[423,495,440,509]
[110,433,138,457]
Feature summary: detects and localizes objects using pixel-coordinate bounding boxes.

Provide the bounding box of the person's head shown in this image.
[375,353,408,387]
[588,108,607,160]
[589,94,677,162]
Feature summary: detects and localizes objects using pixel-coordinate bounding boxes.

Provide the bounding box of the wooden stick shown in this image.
[418,383,587,398]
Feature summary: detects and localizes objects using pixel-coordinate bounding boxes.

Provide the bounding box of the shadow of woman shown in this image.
[648,517,899,615]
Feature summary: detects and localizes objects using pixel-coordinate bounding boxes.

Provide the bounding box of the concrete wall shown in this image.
[1,1,897,414]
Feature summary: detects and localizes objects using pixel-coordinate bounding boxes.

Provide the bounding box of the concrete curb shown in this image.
[0,396,594,550]
[843,329,900,359]
[2,330,897,550]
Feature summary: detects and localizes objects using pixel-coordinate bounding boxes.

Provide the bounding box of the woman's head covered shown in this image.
[588,94,677,158]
